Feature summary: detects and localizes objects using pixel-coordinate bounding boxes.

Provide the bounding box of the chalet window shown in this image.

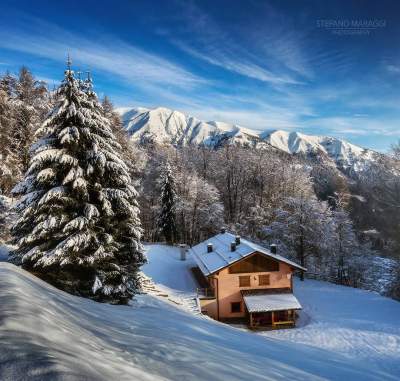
[231,302,241,313]
[229,254,280,273]
[259,274,270,286]
[239,276,250,287]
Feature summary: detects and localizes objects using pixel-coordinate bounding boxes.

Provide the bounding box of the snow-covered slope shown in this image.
[262,130,375,171]
[2,245,400,380]
[118,107,376,171]
[118,106,260,147]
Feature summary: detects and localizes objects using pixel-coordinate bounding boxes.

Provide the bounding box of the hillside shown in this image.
[118,106,377,172]
[1,245,400,381]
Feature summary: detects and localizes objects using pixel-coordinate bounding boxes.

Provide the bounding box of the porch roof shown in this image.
[242,291,302,313]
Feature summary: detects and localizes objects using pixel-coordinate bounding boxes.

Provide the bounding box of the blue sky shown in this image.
[0,0,399,151]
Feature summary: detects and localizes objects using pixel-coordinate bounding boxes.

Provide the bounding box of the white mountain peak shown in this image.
[117,106,375,171]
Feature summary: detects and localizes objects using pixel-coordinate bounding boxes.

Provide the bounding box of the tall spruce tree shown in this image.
[11,62,145,303]
[158,161,177,244]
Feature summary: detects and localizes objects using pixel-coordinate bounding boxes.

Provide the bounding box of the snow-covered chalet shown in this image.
[190,230,306,329]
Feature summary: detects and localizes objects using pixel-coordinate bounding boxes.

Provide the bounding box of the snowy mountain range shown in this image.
[118,106,377,172]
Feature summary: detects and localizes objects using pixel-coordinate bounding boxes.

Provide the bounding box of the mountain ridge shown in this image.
[117,106,377,172]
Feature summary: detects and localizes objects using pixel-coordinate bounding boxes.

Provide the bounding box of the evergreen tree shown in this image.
[100,96,140,176]
[11,62,145,303]
[158,161,177,244]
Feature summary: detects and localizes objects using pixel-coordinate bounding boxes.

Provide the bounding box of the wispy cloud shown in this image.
[304,115,400,138]
[168,1,304,86]
[170,1,357,90]
[171,40,301,85]
[386,64,400,74]
[0,15,207,92]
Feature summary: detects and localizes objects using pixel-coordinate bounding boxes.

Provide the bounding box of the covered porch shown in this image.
[242,290,302,329]
[249,310,296,329]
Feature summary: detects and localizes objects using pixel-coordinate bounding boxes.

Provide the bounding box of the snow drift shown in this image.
[1,247,400,380]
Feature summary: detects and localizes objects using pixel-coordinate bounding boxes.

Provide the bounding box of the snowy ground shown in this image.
[0,244,399,380]
[141,244,200,313]
[143,244,400,380]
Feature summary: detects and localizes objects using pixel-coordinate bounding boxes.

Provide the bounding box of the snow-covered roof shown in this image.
[190,232,306,276]
[242,291,302,313]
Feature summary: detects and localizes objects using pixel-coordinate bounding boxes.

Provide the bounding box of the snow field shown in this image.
[0,244,399,380]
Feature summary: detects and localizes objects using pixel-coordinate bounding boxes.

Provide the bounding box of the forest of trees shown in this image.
[0,66,399,301]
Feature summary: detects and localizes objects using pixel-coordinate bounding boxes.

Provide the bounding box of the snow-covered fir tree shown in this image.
[11,63,145,304]
[100,95,142,179]
[158,161,178,244]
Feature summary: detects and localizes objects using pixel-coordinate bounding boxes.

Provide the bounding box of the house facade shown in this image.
[190,231,306,329]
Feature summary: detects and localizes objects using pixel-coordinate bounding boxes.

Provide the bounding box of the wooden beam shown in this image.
[271,311,275,325]
[250,312,253,328]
